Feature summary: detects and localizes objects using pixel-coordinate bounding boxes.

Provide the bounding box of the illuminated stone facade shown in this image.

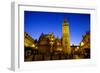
[24,17,71,55]
[24,32,35,47]
[62,17,71,54]
[24,17,90,61]
[38,33,55,54]
[80,32,90,49]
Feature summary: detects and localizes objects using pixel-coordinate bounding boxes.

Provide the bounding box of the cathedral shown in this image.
[24,17,71,61]
[24,17,71,54]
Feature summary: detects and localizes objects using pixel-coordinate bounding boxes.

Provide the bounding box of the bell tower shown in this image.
[62,17,71,54]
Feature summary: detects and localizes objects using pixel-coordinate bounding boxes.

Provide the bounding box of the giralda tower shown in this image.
[62,17,71,54]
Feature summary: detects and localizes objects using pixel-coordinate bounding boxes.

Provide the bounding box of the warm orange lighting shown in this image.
[77,46,79,49]
[31,44,35,47]
[57,48,62,51]
[35,46,38,49]
[80,42,84,46]
[57,43,60,45]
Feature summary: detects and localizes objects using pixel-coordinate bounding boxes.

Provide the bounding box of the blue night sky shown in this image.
[24,11,90,45]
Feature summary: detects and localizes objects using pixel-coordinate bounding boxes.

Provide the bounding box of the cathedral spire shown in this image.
[63,16,69,26]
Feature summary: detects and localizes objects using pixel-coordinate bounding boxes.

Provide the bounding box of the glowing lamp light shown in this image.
[51,38,54,41]
[31,44,35,47]
[80,42,84,46]
[57,48,62,51]
[57,43,60,45]
[77,46,79,49]
[35,47,38,49]
[75,46,79,51]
